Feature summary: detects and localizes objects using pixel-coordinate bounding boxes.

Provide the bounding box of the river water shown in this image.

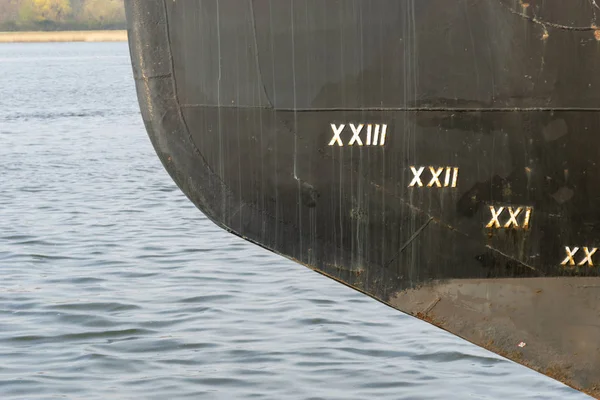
[0,42,591,400]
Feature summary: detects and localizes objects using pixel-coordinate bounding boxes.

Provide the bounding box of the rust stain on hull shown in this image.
[392,278,600,398]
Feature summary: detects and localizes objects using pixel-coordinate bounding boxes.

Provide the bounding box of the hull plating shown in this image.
[125,0,600,396]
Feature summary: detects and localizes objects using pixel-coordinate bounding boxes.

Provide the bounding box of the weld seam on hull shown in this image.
[180,104,600,112]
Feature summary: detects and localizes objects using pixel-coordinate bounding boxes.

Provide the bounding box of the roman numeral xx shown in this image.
[561,247,598,267]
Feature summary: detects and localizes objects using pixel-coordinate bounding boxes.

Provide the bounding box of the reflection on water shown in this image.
[0,42,590,399]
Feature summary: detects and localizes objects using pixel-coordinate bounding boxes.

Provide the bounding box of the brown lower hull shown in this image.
[391,277,600,396]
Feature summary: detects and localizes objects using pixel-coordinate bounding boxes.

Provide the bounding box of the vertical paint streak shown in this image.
[245,1,267,238]
[463,1,481,95]
[267,0,279,246]
[289,0,302,256]
[215,0,227,218]
[304,0,310,109]
[249,0,274,108]
[291,2,298,181]
[268,0,277,105]
[236,48,242,228]
[216,0,222,167]
[357,1,363,271]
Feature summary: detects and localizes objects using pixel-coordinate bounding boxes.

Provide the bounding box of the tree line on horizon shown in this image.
[0,0,126,31]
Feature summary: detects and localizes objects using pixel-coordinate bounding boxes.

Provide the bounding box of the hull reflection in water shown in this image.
[124,0,600,396]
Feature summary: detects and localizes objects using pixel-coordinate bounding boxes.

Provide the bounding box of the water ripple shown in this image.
[0,42,591,400]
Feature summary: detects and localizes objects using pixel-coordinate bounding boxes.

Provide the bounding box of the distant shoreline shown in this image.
[0,30,127,43]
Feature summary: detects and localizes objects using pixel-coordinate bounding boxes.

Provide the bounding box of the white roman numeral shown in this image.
[372,124,380,145]
[427,167,444,187]
[409,166,459,188]
[348,124,364,146]
[561,246,598,267]
[522,207,533,230]
[561,247,579,266]
[329,124,345,146]
[504,207,522,228]
[486,206,504,229]
[409,166,425,187]
[485,206,533,230]
[328,123,388,146]
[444,167,452,187]
[580,247,598,266]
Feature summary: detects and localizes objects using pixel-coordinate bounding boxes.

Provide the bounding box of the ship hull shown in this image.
[125,1,600,396]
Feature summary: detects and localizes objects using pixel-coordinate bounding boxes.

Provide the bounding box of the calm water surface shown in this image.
[0,43,591,399]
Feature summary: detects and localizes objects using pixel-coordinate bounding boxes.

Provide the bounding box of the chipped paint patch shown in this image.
[542,29,549,40]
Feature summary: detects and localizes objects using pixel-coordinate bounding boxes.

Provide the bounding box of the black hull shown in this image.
[125,1,600,396]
